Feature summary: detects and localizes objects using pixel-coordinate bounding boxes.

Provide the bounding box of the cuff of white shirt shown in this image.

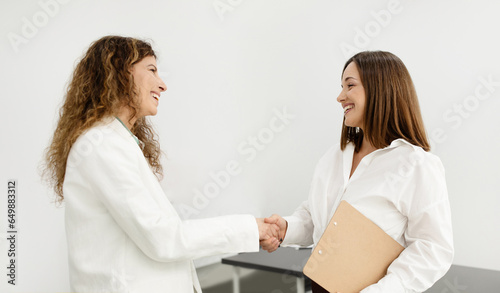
[281,216,304,246]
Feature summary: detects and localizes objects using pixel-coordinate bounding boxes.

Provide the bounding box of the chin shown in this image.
[344,121,361,128]
[148,108,158,116]
[344,120,354,127]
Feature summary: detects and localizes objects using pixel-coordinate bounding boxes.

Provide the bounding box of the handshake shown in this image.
[256,215,287,253]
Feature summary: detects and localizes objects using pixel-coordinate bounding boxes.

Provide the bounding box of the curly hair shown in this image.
[42,35,163,203]
[340,51,430,152]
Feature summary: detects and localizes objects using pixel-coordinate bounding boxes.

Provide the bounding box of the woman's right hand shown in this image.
[260,215,288,252]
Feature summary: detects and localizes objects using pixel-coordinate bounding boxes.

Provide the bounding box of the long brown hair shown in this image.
[42,35,163,203]
[340,51,430,152]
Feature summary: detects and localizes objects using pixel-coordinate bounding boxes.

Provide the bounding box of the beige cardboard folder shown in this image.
[303,201,405,292]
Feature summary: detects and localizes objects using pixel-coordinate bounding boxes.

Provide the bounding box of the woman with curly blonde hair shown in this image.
[43,35,280,293]
[44,36,163,202]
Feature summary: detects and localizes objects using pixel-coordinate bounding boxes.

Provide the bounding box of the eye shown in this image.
[150,68,156,73]
[347,84,354,88]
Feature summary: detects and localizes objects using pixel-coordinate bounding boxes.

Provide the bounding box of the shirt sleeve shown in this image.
[361,154,454,292]
[282,200,315,246]
[281,146,337,247]
[74,134,259,262]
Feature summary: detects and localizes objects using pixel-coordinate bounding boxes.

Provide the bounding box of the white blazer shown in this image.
[283,139,454,292]
[63,118,259,293]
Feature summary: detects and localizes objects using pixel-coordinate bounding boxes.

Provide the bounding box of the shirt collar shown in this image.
[349,138,416,166]
[114,117,140,145]
[383,138,414,150]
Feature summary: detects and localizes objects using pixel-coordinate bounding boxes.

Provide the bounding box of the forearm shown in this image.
[282,212,314,246]
[362,199,454,292]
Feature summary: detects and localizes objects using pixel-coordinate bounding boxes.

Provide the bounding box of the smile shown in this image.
[343,104,354,114]
[151,92,160,102]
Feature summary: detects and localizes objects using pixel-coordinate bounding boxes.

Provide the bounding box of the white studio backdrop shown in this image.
[0,0,499,292]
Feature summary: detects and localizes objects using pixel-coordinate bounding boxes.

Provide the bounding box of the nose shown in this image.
[158,77,167,92]
[337,89,345,103]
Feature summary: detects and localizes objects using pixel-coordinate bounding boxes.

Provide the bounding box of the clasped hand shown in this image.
[256,214,287,253]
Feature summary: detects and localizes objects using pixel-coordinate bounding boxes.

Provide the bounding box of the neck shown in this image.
[116,108,136,130]
[359,137,377,155]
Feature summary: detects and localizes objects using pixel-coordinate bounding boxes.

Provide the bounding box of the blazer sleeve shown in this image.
[74,135,259,262]
[361,155,454,293]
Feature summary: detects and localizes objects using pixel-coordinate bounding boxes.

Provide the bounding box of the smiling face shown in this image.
[130,55,167,118]
[337,62,366,129]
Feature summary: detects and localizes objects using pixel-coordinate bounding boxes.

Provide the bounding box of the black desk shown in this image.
[222,247,500,293]
[425,264,500,293]
[221,247,311,293]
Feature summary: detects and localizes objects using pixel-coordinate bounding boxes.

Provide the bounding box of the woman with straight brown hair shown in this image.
[261,51,454,292]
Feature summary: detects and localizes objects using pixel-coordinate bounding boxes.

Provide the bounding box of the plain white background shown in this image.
[0,0,499,292]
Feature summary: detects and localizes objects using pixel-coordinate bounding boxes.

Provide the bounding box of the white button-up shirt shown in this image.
[283,139,454,292]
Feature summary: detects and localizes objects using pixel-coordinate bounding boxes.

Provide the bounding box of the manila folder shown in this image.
[303,200,405,292]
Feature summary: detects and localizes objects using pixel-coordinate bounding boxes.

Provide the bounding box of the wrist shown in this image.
[280,220,288,243]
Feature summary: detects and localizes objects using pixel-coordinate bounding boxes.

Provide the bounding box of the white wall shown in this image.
[1,0,499,292]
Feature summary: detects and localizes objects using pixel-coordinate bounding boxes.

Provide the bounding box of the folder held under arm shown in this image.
[303,200,405,292]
